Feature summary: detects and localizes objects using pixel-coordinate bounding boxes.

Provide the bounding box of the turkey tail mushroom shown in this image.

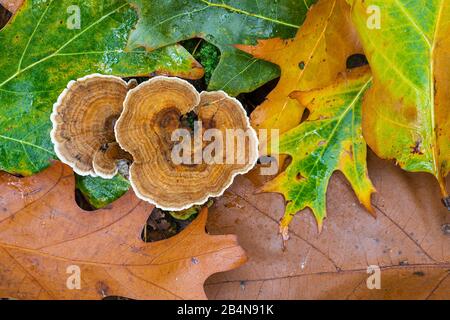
[50,74,136,177]
[115,76,259,210]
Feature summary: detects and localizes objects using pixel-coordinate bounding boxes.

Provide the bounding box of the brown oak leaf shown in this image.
[206,152,450,299]
[0,162,246,300]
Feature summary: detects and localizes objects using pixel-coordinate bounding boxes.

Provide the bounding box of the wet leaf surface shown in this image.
[263,67,375,231]
[206,152,450,299]
[0,162,246,299]
[236,0,362,135]
[127,0,314,96]
[0,0,203,177]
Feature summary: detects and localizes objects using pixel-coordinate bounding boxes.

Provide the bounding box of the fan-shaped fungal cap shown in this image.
[115,76,258,210]
[51,74,136,177]
[93,142,133,179]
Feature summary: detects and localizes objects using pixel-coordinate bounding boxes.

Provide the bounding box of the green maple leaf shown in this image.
[263,68,375,234]
[0,0,202,177]
[126,0,315,96]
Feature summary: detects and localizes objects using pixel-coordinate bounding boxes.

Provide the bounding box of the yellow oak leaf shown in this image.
[236,0,363,137]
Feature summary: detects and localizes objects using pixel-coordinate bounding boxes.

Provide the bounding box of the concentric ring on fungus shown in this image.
[93,142,133,179]
[115,76,259,210]
[50,74,136,178]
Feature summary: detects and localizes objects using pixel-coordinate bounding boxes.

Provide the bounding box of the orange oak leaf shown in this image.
[0,162,246,300]
[235,0,362,137]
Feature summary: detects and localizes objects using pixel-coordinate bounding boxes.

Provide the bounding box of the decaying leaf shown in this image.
[206,154,450,299]
[262,67,375,233]
[126,0,313,96]
[0,0,203,177]
[348,0,450,202]
[0,162,246,299]
[236,0,362,136]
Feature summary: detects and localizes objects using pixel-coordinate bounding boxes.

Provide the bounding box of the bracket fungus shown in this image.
[51,74,136,178]
[115,76,259,210]
[93,142,133,179]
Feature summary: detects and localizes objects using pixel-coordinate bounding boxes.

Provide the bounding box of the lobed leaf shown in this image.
[236,0,363,136]
[263,67,375,233]
[0,162,246,299]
